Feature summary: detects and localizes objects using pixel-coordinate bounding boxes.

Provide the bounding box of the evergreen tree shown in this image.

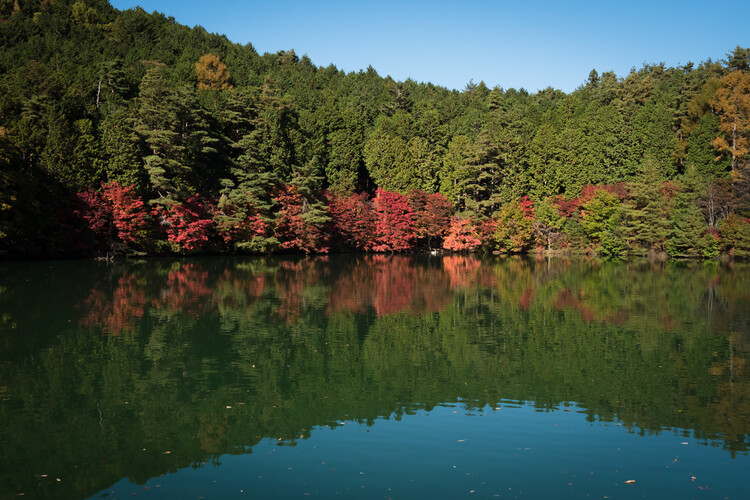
[623,159,671,252]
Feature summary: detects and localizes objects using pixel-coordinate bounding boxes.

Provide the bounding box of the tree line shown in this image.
[0,0,749,258]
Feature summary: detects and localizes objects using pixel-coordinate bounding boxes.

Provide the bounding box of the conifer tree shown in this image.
[624,159,671,252]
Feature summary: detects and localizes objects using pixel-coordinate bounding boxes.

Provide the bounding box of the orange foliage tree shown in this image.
[712,71,750,172]
[195,53,232,90]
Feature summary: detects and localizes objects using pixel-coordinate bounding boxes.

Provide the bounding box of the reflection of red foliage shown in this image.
[443,255,481,289]
[409,263,451,314]
[554,289,596,323]
[274,275,304,323]
[328,260,376,315]
[519,287,535,310]
[372,255,415,316]
[273,260,327,322]
[327,256,451,317]
[80,274,147,335]
[154,263,213,318]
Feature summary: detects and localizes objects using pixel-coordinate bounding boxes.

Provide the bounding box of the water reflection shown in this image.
[0,255,749,498]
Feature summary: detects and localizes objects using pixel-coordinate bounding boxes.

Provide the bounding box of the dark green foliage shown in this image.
[581,190,626,257]
[623,159,671,252]
[0,2,748,258]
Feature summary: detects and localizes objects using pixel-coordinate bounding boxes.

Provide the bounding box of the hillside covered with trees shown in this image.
[1,0,749,259]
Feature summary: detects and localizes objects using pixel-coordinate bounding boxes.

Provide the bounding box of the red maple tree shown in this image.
[407,190,452,249]
[155,194,215,252]
[325,191,377,251]
[372,188,415,252]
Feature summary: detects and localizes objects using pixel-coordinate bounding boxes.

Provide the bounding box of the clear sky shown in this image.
[108,0,750,93]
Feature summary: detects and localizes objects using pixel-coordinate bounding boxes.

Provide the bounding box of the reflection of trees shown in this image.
[80,273,147,334]
[0,256,749,497]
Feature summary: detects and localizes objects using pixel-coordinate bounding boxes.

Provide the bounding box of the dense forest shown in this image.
[0,0,749,259]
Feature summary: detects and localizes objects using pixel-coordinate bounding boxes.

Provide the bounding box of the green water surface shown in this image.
[0,255,748,499]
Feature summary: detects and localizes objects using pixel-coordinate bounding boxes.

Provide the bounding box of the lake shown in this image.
[1,254,749,499]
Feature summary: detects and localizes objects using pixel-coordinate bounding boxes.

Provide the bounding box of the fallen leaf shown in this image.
[624,480,636,485]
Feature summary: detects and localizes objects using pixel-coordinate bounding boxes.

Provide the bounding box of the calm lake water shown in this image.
[1,254,749,499]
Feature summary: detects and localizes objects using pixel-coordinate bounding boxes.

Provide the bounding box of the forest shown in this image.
[1,0,749,259]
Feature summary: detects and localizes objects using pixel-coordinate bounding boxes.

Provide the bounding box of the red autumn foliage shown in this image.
[443,216,496,252]
[554,195,579,218]
[74,181,152,248]
[443,218,482,252]
[407,190,453,248]
[156,194,215,252]
[519,195,535,219]
[372,188,415,252]
[273,185,329,253]
[555,183,627,219]
[104,182,152,245]
[325,191,377,251]
[74,188,110,242]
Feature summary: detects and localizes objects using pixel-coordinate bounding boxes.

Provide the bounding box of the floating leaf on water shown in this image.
[624,480,636,484]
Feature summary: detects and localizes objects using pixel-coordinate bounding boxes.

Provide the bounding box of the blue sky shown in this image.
[109,0,749,93]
